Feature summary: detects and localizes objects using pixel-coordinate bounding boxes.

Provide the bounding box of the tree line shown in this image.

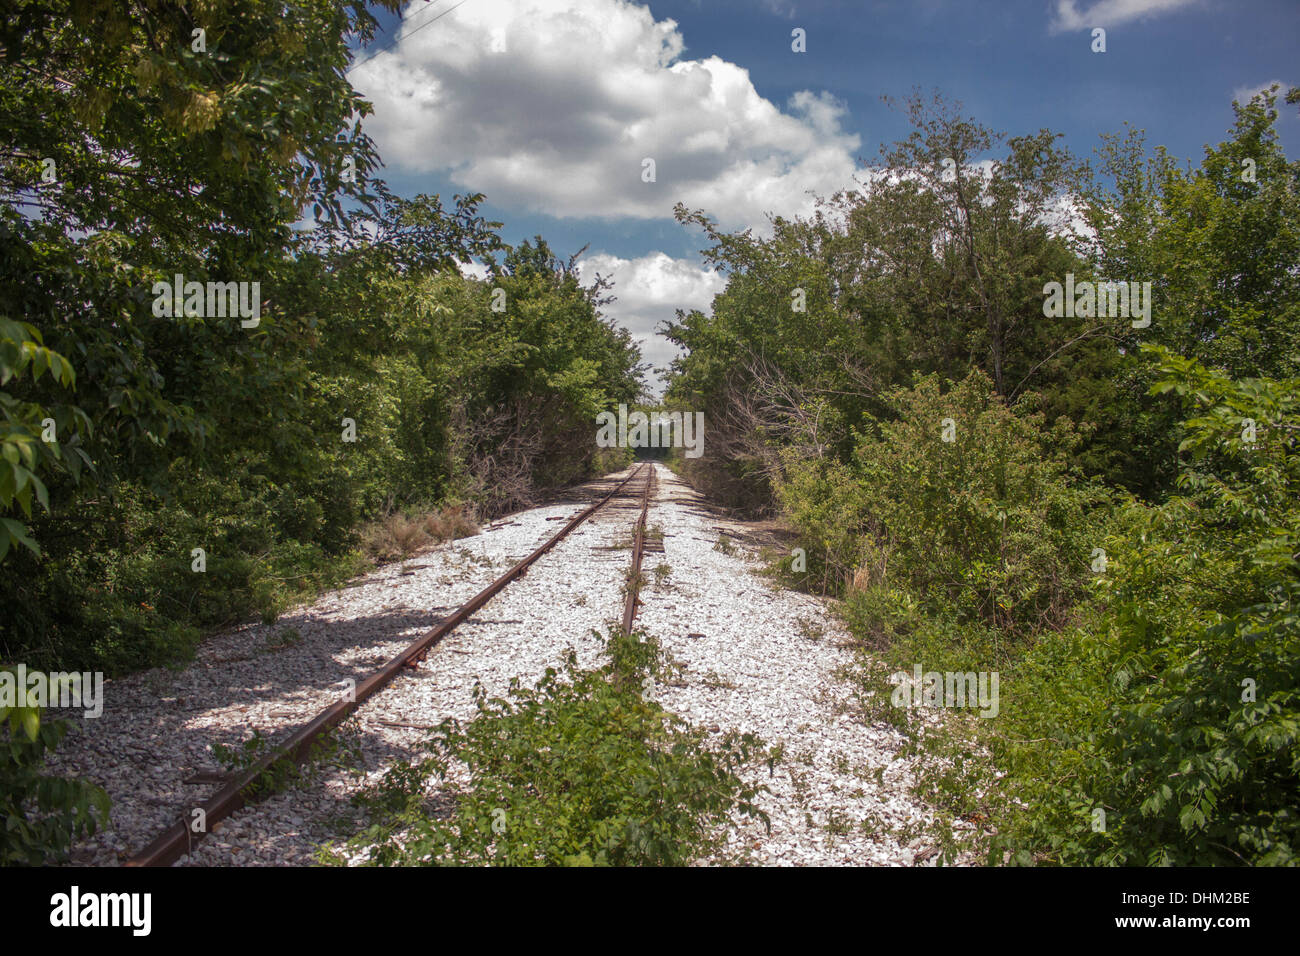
[0,0,643,679]
[665,87,1300,865]
[1,0,647,864]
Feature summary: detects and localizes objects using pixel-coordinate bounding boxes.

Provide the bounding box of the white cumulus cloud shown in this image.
[351,0,860,231]
[1232,79,1293,108]
[575,251,727,390]
[1049,0,1201,32]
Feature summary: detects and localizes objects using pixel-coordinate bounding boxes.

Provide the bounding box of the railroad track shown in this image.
[621,459,656,632]
[126,462,657,867]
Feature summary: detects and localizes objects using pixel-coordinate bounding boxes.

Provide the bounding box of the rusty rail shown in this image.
[126,463,651,867]
[620,462,656,633]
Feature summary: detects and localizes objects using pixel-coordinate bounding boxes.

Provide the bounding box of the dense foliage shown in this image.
[0,670,109,865]
[995,350,1299,865]
[668,88,1300,865]
[2,1,1294,868]
[779,370,1108,646]
[1,1,643,676]
[1,1,641,862]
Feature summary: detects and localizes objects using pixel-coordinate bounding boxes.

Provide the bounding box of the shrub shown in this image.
[994,350,1300,865]
[780,370,1109,640]
[0,698,110,866]
[347,630,775,866]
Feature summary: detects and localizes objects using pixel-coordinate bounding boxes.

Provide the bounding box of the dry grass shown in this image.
[361,504,479,562]
[848,551,889,594]
[850,565,873,593]
[422,506,479,542]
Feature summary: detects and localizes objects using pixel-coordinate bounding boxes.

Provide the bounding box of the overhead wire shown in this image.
[346,0,472,74]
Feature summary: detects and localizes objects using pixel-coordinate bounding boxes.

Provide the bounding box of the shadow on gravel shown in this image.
[57,468,649,863]
[51,598,501,863]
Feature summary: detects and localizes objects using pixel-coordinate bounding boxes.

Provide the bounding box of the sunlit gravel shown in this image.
[50,463,945,866]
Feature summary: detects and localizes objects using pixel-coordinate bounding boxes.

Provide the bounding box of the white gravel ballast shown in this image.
[635,465,943,866]
[47,463,946,866]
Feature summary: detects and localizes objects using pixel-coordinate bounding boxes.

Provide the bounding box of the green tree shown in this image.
[999,349,1299,864]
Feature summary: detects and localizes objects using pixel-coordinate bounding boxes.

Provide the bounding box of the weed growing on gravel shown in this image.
[699,669,738,691]
[823,807,854,838]
[651,562,671,587]
[454,547,494,569]
[346,629,779,866]
[212,720,365,800]
[620,569,647,600]
[265,627,302,651]
[795,617,825,642]
[611,526,662,552]
[713,535,736,556]
[840,651,997,864]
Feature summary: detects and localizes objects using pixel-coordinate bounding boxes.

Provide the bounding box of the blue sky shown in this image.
[349,0,1298,385]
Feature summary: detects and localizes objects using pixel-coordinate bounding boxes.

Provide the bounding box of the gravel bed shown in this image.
[49,463,948,866]
[637,466,948,866]
[47,468,644,865]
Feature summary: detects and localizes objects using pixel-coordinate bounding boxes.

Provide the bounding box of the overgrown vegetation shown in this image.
[341,629,775,866]
[992,351,1300,865]
[0,679,109,865]
[1,1,1294,870]
[0,0,642,864]
[358,504,479,564]
[211,722,366,802]
[668,87,1300,865]
[0,0,643,677]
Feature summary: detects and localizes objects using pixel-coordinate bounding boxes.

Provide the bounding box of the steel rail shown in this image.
[126,463,651,867]
[620,462,655,633]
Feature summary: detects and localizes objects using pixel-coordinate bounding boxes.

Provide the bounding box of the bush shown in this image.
[346,630,775,866]
[994,350,1300,865]
[0,700,109,866]
[780,370,1108,640]
[359,504,478,563]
